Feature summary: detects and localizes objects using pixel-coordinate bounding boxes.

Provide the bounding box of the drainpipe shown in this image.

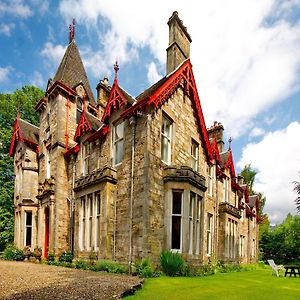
[70,155,76,253]
[129,116,136,274]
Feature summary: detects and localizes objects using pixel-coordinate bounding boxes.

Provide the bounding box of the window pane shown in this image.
[172,191,182,214]
[26,212,32,226]
[115,122,124,140]
[161,136,169,162]
[26,227,32,246]
[172,216,181,249]
[115,140,123,164]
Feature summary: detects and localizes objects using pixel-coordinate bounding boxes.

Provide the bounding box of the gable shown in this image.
[122,59,213,161]
[102,80,132,123]
[9,119,39,156]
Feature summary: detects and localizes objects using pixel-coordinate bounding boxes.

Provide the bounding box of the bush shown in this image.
[59,251,74,263]
[47,251,55,262]
[3,245,24,261]
[135,258,160,278]
[74,259,90,270]
[160,250,184,276]
[93,260,127,274]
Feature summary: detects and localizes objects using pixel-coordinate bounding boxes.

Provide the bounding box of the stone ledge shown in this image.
[219,202,241,219]
[163,165,206,191]
[74,166,117,191]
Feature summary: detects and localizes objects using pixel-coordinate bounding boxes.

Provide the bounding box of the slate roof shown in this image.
[220,151,229,168]
[18,119,39,144]
[249,195,258,208]
[85,111,102,131]
[53,40,95,104]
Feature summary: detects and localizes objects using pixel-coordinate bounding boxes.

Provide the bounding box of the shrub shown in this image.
[74,259,90,270]
[135,258,158,278]
[160,250,184,277]
[93,260,127,273]
[47,251,55,262]
[59,251,74,263]
[3,245,24,261]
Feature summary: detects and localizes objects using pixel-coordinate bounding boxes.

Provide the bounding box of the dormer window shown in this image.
[113,122,124,166]
[161,114,172,164]
[223,178,229,202]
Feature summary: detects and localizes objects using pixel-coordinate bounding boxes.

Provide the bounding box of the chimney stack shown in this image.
[166,11,192,75]
[207,121,225,153]
[96,77,110,119]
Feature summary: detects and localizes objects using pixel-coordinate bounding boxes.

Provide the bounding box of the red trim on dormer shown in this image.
[47,80,77,97]
[64,144,80,159]
[211,137,221,165]
[86,126,109,142]
[122,59,213,161]
[102,80,128,123]
[74,111,92,142]
[8,119,39,156]
[224,150,236,178]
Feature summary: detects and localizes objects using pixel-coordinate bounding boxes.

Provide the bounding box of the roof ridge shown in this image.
[19,118,40,130]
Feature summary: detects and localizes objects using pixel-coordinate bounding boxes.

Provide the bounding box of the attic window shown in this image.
[161,114,172,164]
[113,122,124,166]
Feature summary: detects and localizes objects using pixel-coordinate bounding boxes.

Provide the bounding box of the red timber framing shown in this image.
[224,150,236,178]
[102,79,128,123]
[86,126,109,142]
[8,119,39,156]
[211,137,221,165]
[121,59,213,161]
[74,111,92,142]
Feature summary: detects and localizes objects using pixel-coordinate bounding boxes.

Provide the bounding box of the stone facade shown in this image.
[10,11,259,265]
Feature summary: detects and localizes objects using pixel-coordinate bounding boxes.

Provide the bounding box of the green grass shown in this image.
[125,268,300,300]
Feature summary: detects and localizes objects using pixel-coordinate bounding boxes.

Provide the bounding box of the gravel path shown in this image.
[0,260,143,300]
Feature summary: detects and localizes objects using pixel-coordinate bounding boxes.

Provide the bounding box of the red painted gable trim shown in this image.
[86,126,109,142]
[122,59,213,161]
[74,111,92,142]
[47,80,77,97]
[64,144,80,159]
[224,150,236,178]
[211,138,221,165]
[102,80,128,123]
[8,119,39,156]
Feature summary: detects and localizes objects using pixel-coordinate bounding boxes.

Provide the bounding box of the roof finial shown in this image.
[69,18,76,43]
[228,137,232,150]
[114,59,119,82]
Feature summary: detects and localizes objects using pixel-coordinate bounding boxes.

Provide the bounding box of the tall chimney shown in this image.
[166,11,192,75]
[207,121,225,153]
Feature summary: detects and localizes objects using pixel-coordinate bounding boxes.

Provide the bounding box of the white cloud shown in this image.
[0,0,33,18]
[147,62,162,85]
[30,71,45,88]
[238,122,300,224]
[249,127,265,138]
[41,42,66,72]
[0,23,15,36]
[29,0,49,15]
[58,0,300,139]
[0,66,12,82]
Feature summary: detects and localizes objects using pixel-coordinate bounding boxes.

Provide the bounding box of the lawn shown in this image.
[125,268,300,300]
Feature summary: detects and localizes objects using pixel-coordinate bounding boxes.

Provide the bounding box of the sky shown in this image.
[1,0,300,224]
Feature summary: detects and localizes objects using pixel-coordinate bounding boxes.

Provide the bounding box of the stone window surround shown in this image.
[164,180,205,256]
[191,138,199,172]
[112,121,124,166]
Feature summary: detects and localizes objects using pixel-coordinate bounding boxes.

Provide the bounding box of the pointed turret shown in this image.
[53,40,95,104]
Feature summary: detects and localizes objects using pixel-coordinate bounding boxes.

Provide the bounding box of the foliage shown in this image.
[47,251,55,262]
[93,259,128,273]
[74,259,90,270]
[159,250,184,277]
[241,164,257,195]
[58,251,74,263]
[0,86,44,251]
[134,258,160,278]
[260,214,300,263]
[3,245,24,261]
[294,175,300,213]
[124,268,300,300]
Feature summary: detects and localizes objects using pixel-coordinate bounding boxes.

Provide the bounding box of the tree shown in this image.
[241,164,257,195]
[294,176,300,213]
[0,86,43,250]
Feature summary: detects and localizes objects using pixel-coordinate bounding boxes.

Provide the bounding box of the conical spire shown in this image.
[53,22,95,104]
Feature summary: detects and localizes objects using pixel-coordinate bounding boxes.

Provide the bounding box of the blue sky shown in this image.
[1,0,300,224]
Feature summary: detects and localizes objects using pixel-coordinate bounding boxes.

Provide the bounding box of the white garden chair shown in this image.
[267,259,285,277]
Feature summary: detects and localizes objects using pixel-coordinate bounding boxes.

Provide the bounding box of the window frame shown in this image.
[112,122,124,166]
[161,114,172,165]
[24,211,32,247]
[171,190,183,252]
[206,213,213,256]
